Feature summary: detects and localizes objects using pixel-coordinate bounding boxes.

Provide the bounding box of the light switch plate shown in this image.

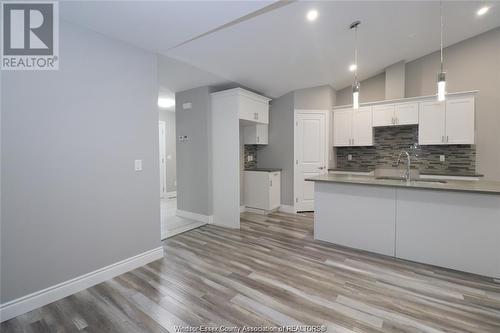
[348,154,353,161]
[440,155,445,162]
[134,160,143,171]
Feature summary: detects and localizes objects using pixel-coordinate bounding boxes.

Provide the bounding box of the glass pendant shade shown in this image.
[437,72,446,102]
[352,82,360,109]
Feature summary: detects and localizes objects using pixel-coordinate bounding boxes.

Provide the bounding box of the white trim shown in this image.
[0,247,164,322]
[162,221,206,239]
[176,209,211,223]
[240,205,246,213]
[159,121,167,199]
[333,90,479,109]
[166,191,177,198]
[279,205,296,214]
[294,109,330,212]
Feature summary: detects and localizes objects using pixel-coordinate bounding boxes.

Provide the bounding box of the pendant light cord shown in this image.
[440,0,443,73]
[354,24,358,82]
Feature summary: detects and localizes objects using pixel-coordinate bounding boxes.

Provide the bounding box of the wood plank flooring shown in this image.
[2,212,500,332]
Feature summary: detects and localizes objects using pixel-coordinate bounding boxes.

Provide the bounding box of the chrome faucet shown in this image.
[396,151,411,181]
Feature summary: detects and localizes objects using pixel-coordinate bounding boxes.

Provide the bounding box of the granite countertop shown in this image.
[245,168,282,172]
[306,173,500,195]
[328,168,483,178]
[329,168,374,173]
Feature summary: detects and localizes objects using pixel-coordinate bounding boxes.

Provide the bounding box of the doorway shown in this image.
[294,110,329,212]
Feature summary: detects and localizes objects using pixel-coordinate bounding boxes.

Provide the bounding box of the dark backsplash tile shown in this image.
[244,145,258,169]
[336,126,476,173]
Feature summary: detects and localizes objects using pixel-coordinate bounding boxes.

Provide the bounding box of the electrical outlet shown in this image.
[247,155,253,162]
[440,155,445,162]
[348,154,353,161]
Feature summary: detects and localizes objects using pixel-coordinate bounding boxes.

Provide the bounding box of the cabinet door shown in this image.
[243,125,268,145]
[244,171,269,210]
[239,96,269,124]
[269,172,281,210]
[394,102,418,125]
[352,107,373,146]
[372,105,395,127]
[333,108,352,147]
[445,97,475,144]
[418,101,445,145]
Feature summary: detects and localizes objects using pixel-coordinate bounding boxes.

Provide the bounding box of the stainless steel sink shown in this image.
[375,176,447,184]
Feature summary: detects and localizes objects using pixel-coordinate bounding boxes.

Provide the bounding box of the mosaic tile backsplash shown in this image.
[244,145,258,169]
[336,126,476,174]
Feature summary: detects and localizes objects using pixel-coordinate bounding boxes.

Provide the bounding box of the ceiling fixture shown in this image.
[477,6,490,16]
[350,20,361,109]
[437,1,446,102]
[306,9,318,22]
[158,97,175,108]
[349,64,357,72]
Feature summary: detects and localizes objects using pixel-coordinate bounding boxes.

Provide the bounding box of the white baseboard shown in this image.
[0,247,164,322]
[240,205,246,213]
[162,220,206,239]
[279,204,296,214]
[176,209,211,224]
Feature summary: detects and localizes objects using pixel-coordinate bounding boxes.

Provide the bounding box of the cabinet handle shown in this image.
[352,138,354,145]
[391,117,395,125]
[446,135,449,143]
[269,180,272,187]
[442,135,445,143]
[254,112,258,120]
[257,136,259,143]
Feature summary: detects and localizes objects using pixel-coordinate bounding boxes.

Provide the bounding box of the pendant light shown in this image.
[437,0,446,101]
[350,21,361,109]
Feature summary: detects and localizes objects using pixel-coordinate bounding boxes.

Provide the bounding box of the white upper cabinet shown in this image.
[333,107,373,147]
[212,88,270,125]
[333,108,352,147]
[445,97,475,144]
[243,124,268,145]
[237,90,270,124]
[372,105,395,127]
[394,102,419,125]
[418,101,446,145]
[373,102,418,127]
[419,96,475,145]
[352,107,374,146]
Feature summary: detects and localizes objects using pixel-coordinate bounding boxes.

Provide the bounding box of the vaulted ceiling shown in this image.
[61,1,500,97]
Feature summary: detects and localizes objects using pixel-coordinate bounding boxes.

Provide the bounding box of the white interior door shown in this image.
[295,112,327,212]
[159,121,166,198]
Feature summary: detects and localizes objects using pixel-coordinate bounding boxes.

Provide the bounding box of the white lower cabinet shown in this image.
[244,171,281,211]
[243,124,268,145]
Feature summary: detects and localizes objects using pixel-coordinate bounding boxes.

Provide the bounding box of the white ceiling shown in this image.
[61,1,500,98]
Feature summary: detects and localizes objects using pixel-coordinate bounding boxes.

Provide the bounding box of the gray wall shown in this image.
[175,86,211,215]
[257,92,295,205]
[159,110,177,192]
[334,27,500,180]
[405,27,500,181]
[294,85,335,110]
[1,22,160,303]
[336,72,386,106]
[258,85,335,206]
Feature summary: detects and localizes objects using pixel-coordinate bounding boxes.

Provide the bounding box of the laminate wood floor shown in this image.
[2,212,500,333]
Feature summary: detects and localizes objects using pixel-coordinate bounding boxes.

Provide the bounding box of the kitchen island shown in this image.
[306,174,500,278]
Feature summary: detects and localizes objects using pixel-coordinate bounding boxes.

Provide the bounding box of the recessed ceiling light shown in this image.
[306,9,318,22]
[158,97,175,108]
[477,6,489,16]
[349,64,357,72]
